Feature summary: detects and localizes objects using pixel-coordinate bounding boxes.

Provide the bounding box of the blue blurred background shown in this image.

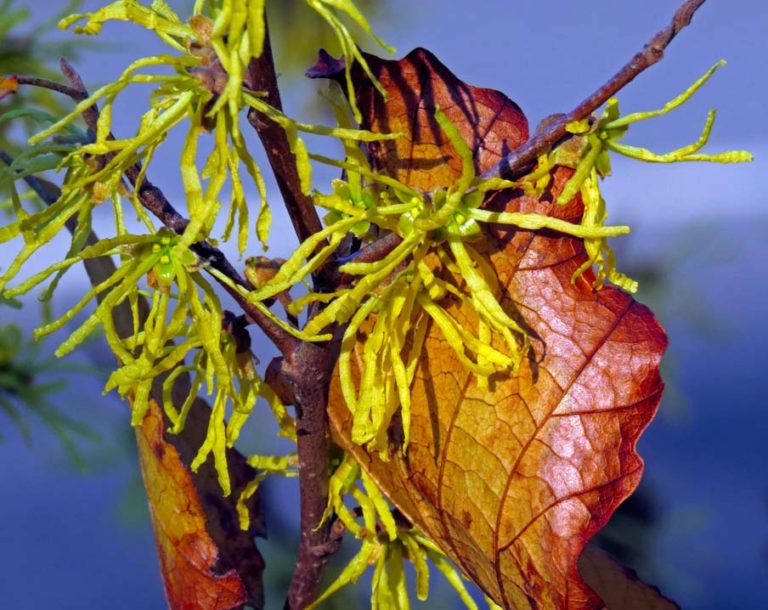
[1,0,766,608]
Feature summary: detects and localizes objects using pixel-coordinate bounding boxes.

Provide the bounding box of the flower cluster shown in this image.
[312,454,493,610]
[245,105,629,457]
[0,0,392,497]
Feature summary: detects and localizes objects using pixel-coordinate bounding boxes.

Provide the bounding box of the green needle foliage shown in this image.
[0,321,100,467]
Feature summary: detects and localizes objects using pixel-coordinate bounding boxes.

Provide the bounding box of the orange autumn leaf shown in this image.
[0,75,18,101]
[71,222,266,609]
[314,50,668,608]
[136,397,264,610]
[308,47,528,188]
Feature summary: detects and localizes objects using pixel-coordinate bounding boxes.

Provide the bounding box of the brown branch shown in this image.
[246,22,328,281]
[56,60,99,126]
[270,344,338,610]
[328,230,402,288]
[245,19,343,608]
[13,74,84,101]
[484,0,708,180]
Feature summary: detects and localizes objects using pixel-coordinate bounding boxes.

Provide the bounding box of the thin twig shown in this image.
[483,0,708,180]
[330,230,402,287]
[13,75,84,101]
[245,22,331,287]
[56,60,98,126]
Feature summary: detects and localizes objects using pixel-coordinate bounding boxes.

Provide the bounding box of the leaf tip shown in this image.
[306,48,346,80]
[0,75,19,101]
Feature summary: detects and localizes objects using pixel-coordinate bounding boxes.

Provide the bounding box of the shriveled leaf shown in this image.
[0,75,18,101]
[89,226,266,609]
[323,49,667,609]
[579,546,679,610]
[308,47,528,190]
[136,396,265,610]
[14,156,267,608]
